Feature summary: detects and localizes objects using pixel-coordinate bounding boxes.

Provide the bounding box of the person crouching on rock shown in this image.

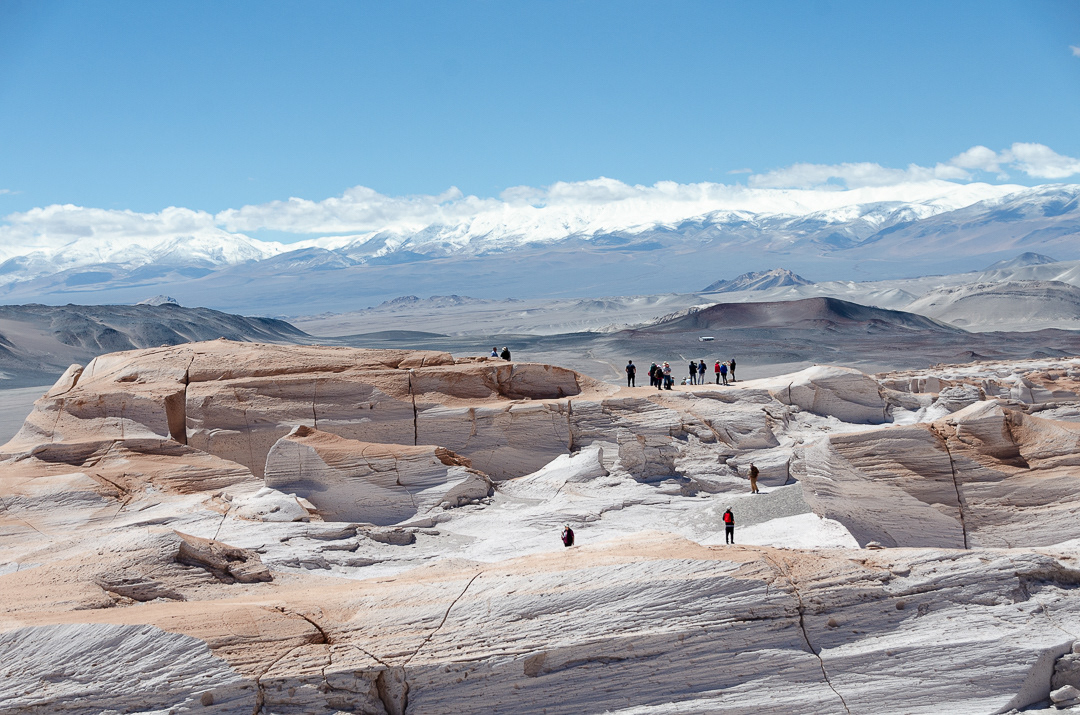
[723,508,735,544]
[561,524,575,547]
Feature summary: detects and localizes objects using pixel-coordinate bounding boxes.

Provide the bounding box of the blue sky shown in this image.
[1,0,1079,222]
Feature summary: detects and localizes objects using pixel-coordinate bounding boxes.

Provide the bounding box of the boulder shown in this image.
[175,531,272,583]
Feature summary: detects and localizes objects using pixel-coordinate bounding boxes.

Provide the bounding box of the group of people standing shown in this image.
[624,358,736,389]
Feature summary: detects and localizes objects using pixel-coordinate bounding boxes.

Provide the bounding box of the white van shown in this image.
[698,336,715,342]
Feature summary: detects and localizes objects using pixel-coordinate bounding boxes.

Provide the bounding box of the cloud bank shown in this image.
[748,143,1080,189]
[0,143,1077,265]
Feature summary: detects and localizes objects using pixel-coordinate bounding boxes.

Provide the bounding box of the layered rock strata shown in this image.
[2,344,1080,713]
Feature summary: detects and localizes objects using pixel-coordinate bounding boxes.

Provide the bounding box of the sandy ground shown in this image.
[0,385,47,444]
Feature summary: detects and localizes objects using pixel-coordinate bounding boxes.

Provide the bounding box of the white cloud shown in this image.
[1071,45,1080,57]
[1004,142,1080,179]
[0,141,1077,270]
[747,143,1080,190]
[947,145,1001,173]
[0,204,282,266]
[216,186,501,234]
[748,161,969,190]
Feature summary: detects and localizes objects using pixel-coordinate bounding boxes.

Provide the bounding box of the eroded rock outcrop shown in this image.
[800,400,1080,548]
[264,425,493,524]
[3,345,1080,714]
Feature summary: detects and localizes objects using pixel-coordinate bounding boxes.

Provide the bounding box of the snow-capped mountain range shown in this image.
[1,179,1078,312]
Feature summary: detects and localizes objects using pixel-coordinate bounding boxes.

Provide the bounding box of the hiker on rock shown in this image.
[626,360,636,387]
[714,360,722,384]
[500,346,511,361]
[561,524,575,547]
[719,361,729,386]
[662,362,672,390]
[748,463,759,494]
[649,362,659,388]
[490,347,498,357]
[723,508,735,544]
[688,360,697,385]
[729,358,736,382]
[698,360,707,385]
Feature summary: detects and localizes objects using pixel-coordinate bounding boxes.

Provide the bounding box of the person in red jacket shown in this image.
[723,508,735,544]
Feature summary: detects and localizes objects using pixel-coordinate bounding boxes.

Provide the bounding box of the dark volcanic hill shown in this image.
[0,304,310,386]
[638,297,961,334]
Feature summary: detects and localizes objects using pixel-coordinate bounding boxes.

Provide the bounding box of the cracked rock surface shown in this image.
[2,342,1080,713]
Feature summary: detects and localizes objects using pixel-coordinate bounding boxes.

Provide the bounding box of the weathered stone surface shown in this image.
[175,531,272,583]
[1053,650,1080,690]
[3,341,611,480]
[264,425,492,524]
[800,400,1080,548]
[760,365,888,424]
[4,346,1080,714]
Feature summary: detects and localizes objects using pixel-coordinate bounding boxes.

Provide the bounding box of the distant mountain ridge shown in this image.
[703,268,813,293]
[0,304,310,386]
[2,183,1080,312]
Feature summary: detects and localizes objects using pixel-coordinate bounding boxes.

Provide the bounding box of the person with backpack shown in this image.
[723,508,735,544]
[714,360,722,384]
[719,361,729,386]
[625,360,636,387]
[697,360,707,385]
[748,463,759,494]
[648,363,658,388]
[561,524,575,547]
[729,358,737,382]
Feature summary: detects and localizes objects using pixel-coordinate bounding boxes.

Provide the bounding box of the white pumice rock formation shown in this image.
[2,341,1080,713]
[264,425,493,524]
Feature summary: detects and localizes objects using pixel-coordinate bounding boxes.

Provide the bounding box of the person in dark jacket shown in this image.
[500,346,511,361]
[688,361,697,385]
[748,463,759,494]
[719,361,728,386]
[729,358,736,382]
[561,524,575,547]
[723,508,735,544]
[697,360,707,384]
[648,363,658,388]
[626,360,636,387]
